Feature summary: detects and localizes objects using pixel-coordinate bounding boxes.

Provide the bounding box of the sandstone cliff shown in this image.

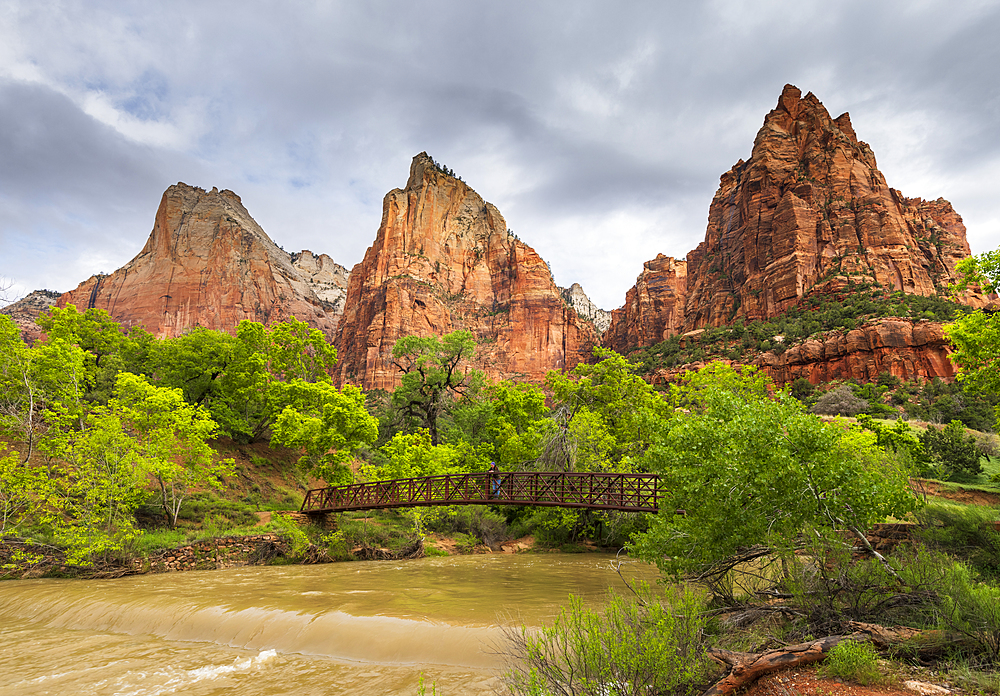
[602,254,687,353]
[57,184,341,338]
[649,318,955,388]
[333,153,598,389]
[604,84,979,355]
[0,290,61,345]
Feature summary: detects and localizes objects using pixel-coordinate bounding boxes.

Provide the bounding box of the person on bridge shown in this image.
[489,461,501,499]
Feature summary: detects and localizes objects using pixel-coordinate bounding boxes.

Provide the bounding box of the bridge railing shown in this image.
[300,471,661,514]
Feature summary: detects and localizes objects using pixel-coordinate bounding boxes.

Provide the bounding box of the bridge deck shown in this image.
[300,472,661,514]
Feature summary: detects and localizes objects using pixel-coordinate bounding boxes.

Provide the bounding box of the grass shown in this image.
[819,640,890,686]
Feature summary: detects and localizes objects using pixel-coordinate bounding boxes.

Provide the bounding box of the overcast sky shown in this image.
[1,1,998,311]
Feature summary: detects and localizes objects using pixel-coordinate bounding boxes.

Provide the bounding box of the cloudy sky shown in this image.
[1,1,998,310]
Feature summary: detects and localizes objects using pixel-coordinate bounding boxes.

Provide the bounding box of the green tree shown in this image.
[543,348,671,472]
[447,380,549,468]
[947,245,1000,430]
[630,363,918,577]
[39,372,231,558]
[270,380,378,484]
[112,372,232,527]
[921,420,985,481]
[154,327,235,407]
[0,316,90,461]
[0,446,46,535]
[390,330,477,445]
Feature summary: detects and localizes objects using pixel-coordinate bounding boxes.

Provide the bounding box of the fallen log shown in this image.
[702,623,978,695]
[703,633,862,696]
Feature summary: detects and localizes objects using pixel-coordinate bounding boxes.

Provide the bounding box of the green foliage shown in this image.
[37,372,232,560]
[391,330,478,445]
[630,363,918,577]
[936,559,1000,664]
[819,640,887,685]
[501,584,714,696]
[446,380,549,469]
[542,348,670,472]
[854,414,927,475]
[0,446,45,535]
[921,420,985,481]
[947,246,1000,431]
[915,502,1000,580]
[270,380,377,484]
[112,372,233,527]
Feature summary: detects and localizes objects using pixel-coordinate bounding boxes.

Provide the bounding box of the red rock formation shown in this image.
[334,153,598,389]
[756,319,955,385]
[57,184,339,338]
[602,254,687,353]
[0,290,61,345]
[649,319,956,388]
[604,84,981,356]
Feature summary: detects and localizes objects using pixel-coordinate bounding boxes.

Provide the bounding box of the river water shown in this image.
[0,553,659,695]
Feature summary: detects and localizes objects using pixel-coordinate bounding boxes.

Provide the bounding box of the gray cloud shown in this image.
[1,0,998,310]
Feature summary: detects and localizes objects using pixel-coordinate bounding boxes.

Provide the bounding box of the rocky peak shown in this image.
[291,250,350,314]
[603,84,982,358]
[559,283,612,333]
[334,153,598,389]
[58,183,341,338]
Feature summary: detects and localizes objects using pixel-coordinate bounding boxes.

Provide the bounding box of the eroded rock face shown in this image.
[291,250,350,315]
[334,153,598,389]
[602,254,687,353]
[57,184,340,338]
[604,84,979,356]
[756,319,955,385]
[0,289,61,345]
[648,319,955,387]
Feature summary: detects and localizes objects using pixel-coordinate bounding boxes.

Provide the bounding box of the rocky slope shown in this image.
[333,153,599,389]
[604,84,981,358]
[57,184,341,338]
[0,290,61,344]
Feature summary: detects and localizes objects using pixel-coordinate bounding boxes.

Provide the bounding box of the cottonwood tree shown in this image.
[270,380,377,485]
[390,330,477,445]
[947,245,1000,430]
[543,348,671,472]
[630,363,919,579]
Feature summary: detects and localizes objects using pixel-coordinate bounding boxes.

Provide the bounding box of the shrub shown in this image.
[810,385,869,416]
[937,560,1000,664]
[819,639,887,686]
[500,584,716,696]
[915,503,1000,580]
[921,420,985,481]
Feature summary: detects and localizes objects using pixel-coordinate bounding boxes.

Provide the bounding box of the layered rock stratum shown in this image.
[0,290,61,345]
[57,184,341,338]
[333,153,599,389]
[649,318,956,388]
[604,84,981,359]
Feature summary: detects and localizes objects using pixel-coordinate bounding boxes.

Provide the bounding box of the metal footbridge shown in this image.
[300,472,662,514]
